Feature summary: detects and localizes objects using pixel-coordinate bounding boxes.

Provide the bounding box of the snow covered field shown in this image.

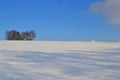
[0,41,119,80]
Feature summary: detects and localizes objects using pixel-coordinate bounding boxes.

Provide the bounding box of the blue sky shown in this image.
[0,0,120,41]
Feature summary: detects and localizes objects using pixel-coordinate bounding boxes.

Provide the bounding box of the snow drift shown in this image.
[0,41,119,80]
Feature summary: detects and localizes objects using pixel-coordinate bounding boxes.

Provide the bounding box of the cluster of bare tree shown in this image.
[5,30,36,40]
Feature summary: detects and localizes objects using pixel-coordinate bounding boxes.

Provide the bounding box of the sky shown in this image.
[0,0,120,41]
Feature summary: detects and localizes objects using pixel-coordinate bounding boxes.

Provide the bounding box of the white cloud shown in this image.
[90,0,120,25]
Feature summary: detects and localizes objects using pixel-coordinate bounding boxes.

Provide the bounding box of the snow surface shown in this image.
[0,41,120,80]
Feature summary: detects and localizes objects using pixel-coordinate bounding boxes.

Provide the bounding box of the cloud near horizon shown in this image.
[90,0,120,26]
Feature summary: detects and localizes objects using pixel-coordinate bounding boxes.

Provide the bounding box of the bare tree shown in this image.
[5,30,36,40]
[5,30,20,40]
[29,30,36,40]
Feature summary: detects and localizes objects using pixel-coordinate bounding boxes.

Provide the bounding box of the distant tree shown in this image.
[5,30,36,40]
[5,31,11,40]
[29,30,36,40]
[22,31,29,40]
[11,30,20,40]
[5,30,20,40]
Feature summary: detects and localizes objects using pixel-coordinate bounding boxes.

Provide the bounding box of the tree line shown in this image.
[5,30,36,40]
